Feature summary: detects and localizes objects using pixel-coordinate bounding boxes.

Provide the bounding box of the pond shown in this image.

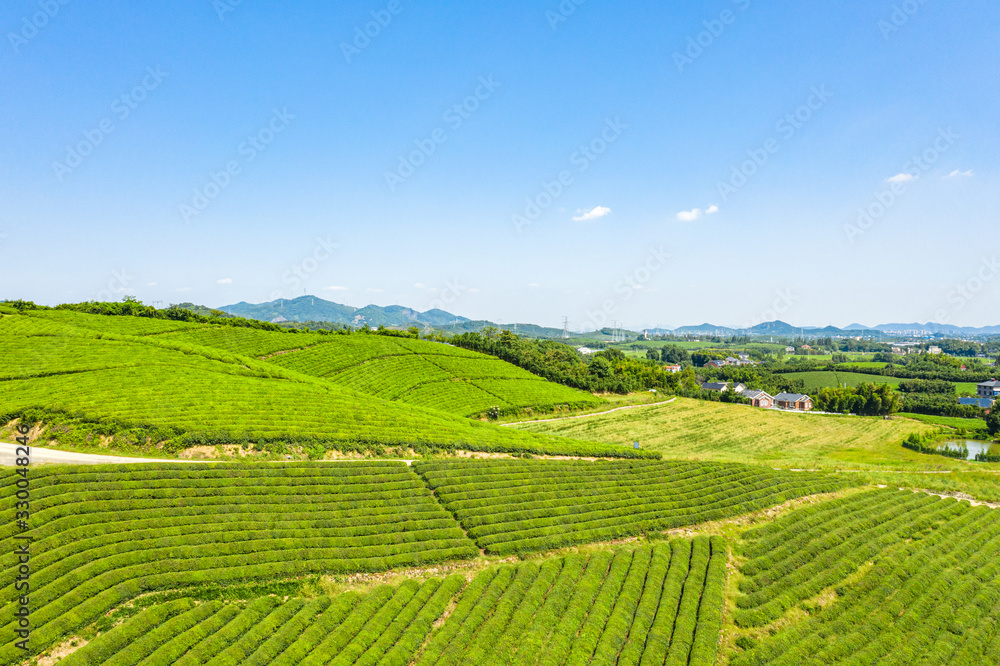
[937,440,1000,461]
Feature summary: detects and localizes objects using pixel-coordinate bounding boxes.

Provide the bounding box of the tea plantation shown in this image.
[0,310,632,459]
[0,462,477,664]
[416,459,847,554]
[731,489,1000,664]
[57,539,727,666]
[6,308,1000,665]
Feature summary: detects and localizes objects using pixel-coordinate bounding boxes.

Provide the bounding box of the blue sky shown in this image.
[2,0,998,330]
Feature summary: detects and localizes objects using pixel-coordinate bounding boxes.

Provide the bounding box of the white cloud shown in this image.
[217,278,232,284]
[527,283,540,288]
[946,169,974,178]
[323,285,348,291]
[886,173,915,183]
[366,288,383,294]
[145,282,157,287]
[467,287,480,293]
[413,282,426,289]
[706,205,719,215]
[176,287,191,293]
[573,206,612,222]
[676,208,703,222]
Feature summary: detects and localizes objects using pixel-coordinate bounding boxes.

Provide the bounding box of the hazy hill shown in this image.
[220,296,470,328]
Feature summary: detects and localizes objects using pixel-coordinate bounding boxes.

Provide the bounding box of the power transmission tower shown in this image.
[562,317,569,339]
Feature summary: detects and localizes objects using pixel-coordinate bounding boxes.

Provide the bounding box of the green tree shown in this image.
[646,349,660,361]
[588,356,612,380]
[661,345,691,365]
[988,410,1000,438]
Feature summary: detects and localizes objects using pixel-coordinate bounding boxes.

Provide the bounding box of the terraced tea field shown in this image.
[0,311,632,459]
[416,459,846,554]
[0,462,477,662]
[731,489,1000,664]
[59,539,727,666]
[263,333,602,417]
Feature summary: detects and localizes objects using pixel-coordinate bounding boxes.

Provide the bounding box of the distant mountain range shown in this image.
[662,321,1000,337]
[220,296,471,328]
[213,296,1000,338]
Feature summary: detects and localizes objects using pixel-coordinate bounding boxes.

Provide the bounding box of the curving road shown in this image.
[0,442,217,466]
[0,442,418,466]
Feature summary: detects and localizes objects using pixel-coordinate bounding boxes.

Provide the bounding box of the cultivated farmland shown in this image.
[0,310,637,459]
[263,332,603,417]
[416,459,846,554]
[782,370,902,393]
[0,462,477,662]
[57,539,727,666]
[512,397,936,469]
[732,489,1000,664]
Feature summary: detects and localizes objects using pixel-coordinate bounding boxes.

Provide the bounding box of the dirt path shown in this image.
[0,442,417,466]
[0,442,218,466]
[911,488,1000,509]
[501,398,677,426]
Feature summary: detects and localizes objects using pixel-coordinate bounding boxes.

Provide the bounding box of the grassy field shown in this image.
[783,353,874,362]
[898,412,988,432]
[783,370,902,392]
[511,397,945,470]
[837,361,889,369]
[955,381,981,396]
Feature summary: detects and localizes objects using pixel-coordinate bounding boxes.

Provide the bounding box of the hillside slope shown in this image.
[260,334,603,417]
[0,310,634,459]
[139,321,603,418]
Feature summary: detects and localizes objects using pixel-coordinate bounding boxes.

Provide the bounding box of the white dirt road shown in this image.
[0,442,215,466]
